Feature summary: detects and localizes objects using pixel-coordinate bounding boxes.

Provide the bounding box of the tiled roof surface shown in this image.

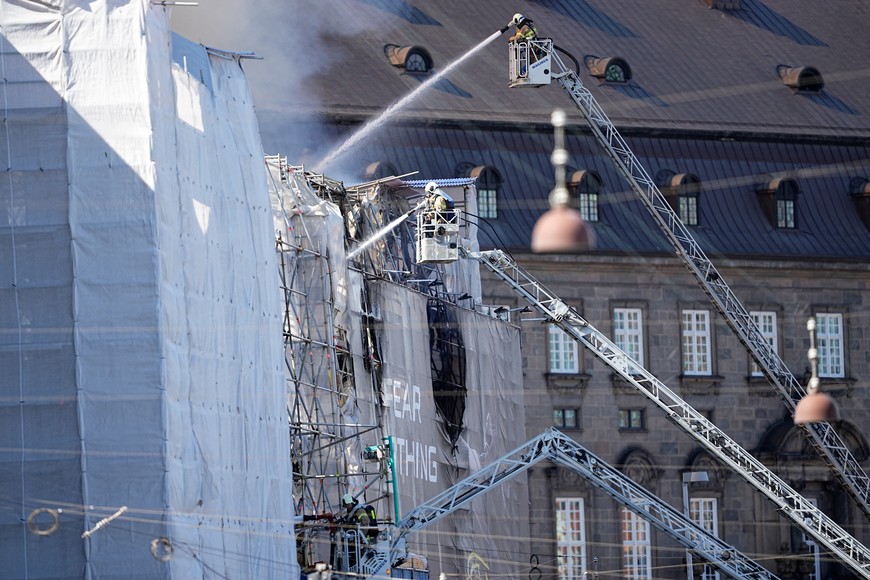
[259,1,870,258]
[278,0,870,136]
[283,120,870,257]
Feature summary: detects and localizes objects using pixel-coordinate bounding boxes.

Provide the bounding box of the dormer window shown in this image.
[384,44,433,74]
[469,166,502,219]
[849,177,870,229]
[657,170,702,226]
[363,161,398,181]
[584,56,631,83]
[757,177,800,229]
[569,169,602,221]
[777,65,824,93]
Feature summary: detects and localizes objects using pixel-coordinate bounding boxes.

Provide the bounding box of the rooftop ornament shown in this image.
[531,109,595,253]
[794,317,841,425]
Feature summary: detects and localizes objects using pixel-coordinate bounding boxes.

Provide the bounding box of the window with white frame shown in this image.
[690,498,720,580]
[556,497,587,580]
[681,310,711,375]
[614,308,644,367]
[816,313,845,378]
[549,324,580,373]
[621,508,651,579]
[749,311,778,376]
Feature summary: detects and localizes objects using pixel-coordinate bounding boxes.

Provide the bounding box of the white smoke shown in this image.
[171,1,377,166]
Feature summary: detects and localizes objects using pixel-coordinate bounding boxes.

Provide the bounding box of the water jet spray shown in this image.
[315,26,511,172]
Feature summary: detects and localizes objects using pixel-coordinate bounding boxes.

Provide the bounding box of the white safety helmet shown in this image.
[425,181,439,195]
[512,13,525,26]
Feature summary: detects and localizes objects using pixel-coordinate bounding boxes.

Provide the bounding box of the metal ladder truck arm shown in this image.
[464,247,870,578]
[368,427,777,579]
[526,39,870,521]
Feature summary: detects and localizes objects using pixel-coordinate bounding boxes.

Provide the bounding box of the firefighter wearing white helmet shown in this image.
[424,182,455,214]
[509,13,538,42]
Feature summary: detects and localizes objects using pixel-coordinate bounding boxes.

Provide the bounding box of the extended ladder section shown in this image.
[368,428,777,579]
[466,248,870,578]
[537,43,870,521]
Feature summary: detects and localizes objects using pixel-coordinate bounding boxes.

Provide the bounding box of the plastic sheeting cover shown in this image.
[0,1,296,577]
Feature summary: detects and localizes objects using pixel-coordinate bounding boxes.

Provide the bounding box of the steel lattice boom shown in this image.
[386,428,778,579]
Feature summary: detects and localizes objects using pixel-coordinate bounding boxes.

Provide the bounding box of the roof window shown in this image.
[850,177,870,230]
[569,169,603,222]
[363,161,398,181]
[466,165,502,219]
[777,65,824,93]
[384,44,433,74]
[657,170,702,226]
[757,176,800,229]
[584,56,631,83]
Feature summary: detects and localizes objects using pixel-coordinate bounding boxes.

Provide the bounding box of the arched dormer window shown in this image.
[465,165,502,219]
[758,177,799,229]
[657,170,702,226]
[384,44,433,74]
[584,56,632,83]
[777,65,824,94]
[363,161,398,181]
[569,169,602,222]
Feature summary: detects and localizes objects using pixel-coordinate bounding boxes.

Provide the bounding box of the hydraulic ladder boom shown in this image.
[527,40,870,521]
[465,247,870,578]
[380,428,778,579]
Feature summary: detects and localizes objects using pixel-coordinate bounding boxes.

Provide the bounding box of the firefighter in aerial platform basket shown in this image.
[423,181,456,237]
[509,13,541,76]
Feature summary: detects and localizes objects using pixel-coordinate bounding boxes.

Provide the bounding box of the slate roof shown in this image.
[277,0,870,136]
[258,0,870,258]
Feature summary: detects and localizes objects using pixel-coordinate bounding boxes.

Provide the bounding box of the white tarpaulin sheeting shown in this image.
[378,282,528,578]
[0,1,296,577]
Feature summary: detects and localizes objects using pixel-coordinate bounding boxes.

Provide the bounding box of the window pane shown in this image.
[549,325,579,373]
[682,310,711,375]
[689,498,720,580]
[619,409,644,430]
[614,308,644,367]
[749,311,777,376]
[776,198,795,228]
[578,192,598,221]
[679,195,698,225]
[622,508,651,579]
[816,313,844,377]
[478,187,498,219]
[556,498,586,579]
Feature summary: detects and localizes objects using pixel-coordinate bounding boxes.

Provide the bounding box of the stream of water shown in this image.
[315,29,505,172]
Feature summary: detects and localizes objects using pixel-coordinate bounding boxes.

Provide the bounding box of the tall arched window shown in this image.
[757,177,799,229]
[363,161,398,181]
[570,169,603,222]
[468,166,502,219]
[658,170,702,226]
